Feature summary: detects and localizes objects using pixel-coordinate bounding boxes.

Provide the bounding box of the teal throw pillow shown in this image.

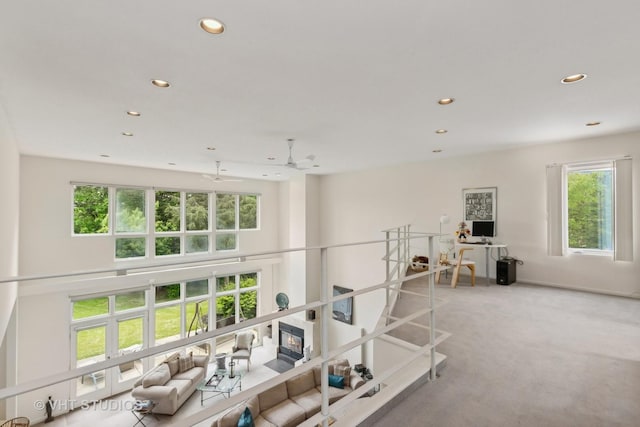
[237,406,255,427]
[328,374,345,389]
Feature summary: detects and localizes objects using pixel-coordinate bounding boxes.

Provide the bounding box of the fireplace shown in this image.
[277,322,304,364]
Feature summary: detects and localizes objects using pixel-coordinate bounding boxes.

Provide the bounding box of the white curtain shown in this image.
[546,164,564,256]
[614,158,633,261]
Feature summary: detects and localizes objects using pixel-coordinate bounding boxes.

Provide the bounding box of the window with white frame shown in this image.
[215,193,259,251]
[565,162,613,253]
[72,184,259,260]
[546,158,633,260]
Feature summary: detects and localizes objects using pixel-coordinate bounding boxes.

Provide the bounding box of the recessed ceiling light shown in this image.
[151,79,170,88]
[267,157,276,161]
[262,174,268,177]
[206,147,216,151]
[122,132,133,136]
[127,111,141,117]
[313,164,320,168]
[432,149,443,153]
[435,129,448,134]
[168,162,176,165]
[100,154,110,158]
[561,74,587,84]
[585,121,601,126]
[200,18,225,34]
[438,98,455,105]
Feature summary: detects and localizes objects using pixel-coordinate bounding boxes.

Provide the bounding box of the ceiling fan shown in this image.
[202,161,243,183]
[277,138,316,170]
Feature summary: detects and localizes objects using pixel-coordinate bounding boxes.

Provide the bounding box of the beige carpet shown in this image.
[368,273,640,427]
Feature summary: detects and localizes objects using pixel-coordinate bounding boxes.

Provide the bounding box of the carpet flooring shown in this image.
[368,273,640,427]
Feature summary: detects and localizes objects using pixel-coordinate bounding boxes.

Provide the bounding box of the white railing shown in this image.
[1,229,448,426]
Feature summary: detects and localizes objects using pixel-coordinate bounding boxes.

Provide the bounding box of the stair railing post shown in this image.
[320,246,330,426]
[428,234,437,380]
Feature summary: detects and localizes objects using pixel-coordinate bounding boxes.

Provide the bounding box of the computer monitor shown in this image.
[472,221,495,237]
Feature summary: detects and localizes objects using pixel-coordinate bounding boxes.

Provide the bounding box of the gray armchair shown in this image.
[230,330,255,371]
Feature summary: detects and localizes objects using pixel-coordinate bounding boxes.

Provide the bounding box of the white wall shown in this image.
[15,156,283,421]
[320,131,640,301]
[0,107,20,420]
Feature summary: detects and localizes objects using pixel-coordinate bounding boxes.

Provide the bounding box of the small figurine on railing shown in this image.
[455,221,471,243]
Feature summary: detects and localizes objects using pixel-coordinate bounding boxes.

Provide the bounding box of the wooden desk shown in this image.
[455,242,507,285]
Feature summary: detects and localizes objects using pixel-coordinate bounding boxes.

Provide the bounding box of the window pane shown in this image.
[73,297,109,320]
[186,193,209,231]
[155,305,181,343]
[186,279,209,298]
[155,283,181,303]
[156,236,181,256]
[216,194,236,230]
[118,317,143,351]
[115,291,146,311]
[240,273,257,289]
[216,295,235,328]
[567,169,613,250]
[116,237,146,258]
[186,235,209,253]
[155,191,180,232]
[216,233,236,251]
[76,325,106,363]
[239,195,258,229]
[239,290,257,321]
[216,276,236,293]
[185,300,209,335]
[73,185,109,234]
[115,188,146,233]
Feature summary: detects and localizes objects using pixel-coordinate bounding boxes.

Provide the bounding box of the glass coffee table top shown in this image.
[197,372,242,404]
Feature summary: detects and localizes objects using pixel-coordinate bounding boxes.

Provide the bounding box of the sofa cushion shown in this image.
[258,382,288,412]
[334,365,351,383]
[216,397,265,427]
[328,374,344,389]
[261,399,306,427]
[166,359,180,376]
[238,406,255,427]
[172,366,204,384]
[142,363,171,388]
[286,370,315,397]
[289,387,322,417]
[178,352,195,373]
[316,384,351,404]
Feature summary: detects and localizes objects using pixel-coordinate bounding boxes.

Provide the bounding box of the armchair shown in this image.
[230,330,255,371]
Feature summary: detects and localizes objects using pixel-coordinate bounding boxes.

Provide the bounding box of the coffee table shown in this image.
[197,372,242,405]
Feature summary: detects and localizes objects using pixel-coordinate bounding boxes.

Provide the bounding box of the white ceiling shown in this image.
[2,1,640,181]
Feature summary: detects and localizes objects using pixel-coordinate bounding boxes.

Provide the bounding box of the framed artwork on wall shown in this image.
[462,187,497,223]
[332,286,353,325]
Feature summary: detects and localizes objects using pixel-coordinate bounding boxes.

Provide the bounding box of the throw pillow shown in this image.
[178,352,195,373]
[237,406,255,427]
[334,365,351,384]
[166,358,180,376]
[328,374,344,389]
[142,363,171,388]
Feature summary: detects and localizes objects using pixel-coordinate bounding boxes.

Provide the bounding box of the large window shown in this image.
[72,184,259,260]
[546,158,633,260]
[73,185,109,234]
[216,193,259,251]
[566,163,613,252]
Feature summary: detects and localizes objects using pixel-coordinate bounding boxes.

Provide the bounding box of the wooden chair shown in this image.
[450,248,476,288]
[435,252,452,284]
